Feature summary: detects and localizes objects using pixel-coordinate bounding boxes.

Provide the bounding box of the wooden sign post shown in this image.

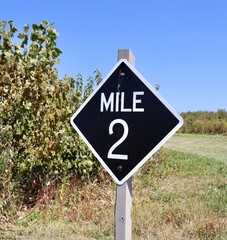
[115,49,135,240]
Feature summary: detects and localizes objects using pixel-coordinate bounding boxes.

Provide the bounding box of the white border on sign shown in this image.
[70,59,184,185]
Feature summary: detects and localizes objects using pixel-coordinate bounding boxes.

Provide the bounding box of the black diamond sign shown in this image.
[71,60,183,185]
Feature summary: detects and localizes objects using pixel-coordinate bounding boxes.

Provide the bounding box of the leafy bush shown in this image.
[180,110,227,135]
[0,20,102,209]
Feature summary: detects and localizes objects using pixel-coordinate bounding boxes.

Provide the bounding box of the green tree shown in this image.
[180,110,227,135]
[0,20,101,208]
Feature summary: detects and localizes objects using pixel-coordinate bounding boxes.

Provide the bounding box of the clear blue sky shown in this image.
[2,0,227,112]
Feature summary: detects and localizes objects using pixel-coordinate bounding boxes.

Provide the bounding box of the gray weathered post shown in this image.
[115,49,135,240]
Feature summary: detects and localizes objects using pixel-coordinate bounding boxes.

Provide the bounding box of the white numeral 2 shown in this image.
[108,119,129,160]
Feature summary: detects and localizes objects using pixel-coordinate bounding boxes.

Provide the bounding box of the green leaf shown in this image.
[23,24,29,33]
[40,20,49,28]
[31,32,38,41]
[32,24,39,31]
[0,21,7,28]
[18,32,25,39]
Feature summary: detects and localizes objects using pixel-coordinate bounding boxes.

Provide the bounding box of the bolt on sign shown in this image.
[71,59,183,185]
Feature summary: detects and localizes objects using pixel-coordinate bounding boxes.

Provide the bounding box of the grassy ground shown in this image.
[164,133,227,164]
[1,134,227,239]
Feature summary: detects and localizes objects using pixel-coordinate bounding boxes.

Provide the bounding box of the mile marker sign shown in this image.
[71,59,183,185]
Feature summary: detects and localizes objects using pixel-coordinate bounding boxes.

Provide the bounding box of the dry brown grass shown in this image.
[132,172,227,240]
[1,146,227,239]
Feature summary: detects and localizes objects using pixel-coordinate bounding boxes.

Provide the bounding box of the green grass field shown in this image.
[164,133,227,164]
[1,134,227,239]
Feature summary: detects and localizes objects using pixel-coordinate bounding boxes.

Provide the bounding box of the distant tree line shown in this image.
[179,109,227,135]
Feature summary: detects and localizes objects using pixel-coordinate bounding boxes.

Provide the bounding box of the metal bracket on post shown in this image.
[115,49,135,240]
